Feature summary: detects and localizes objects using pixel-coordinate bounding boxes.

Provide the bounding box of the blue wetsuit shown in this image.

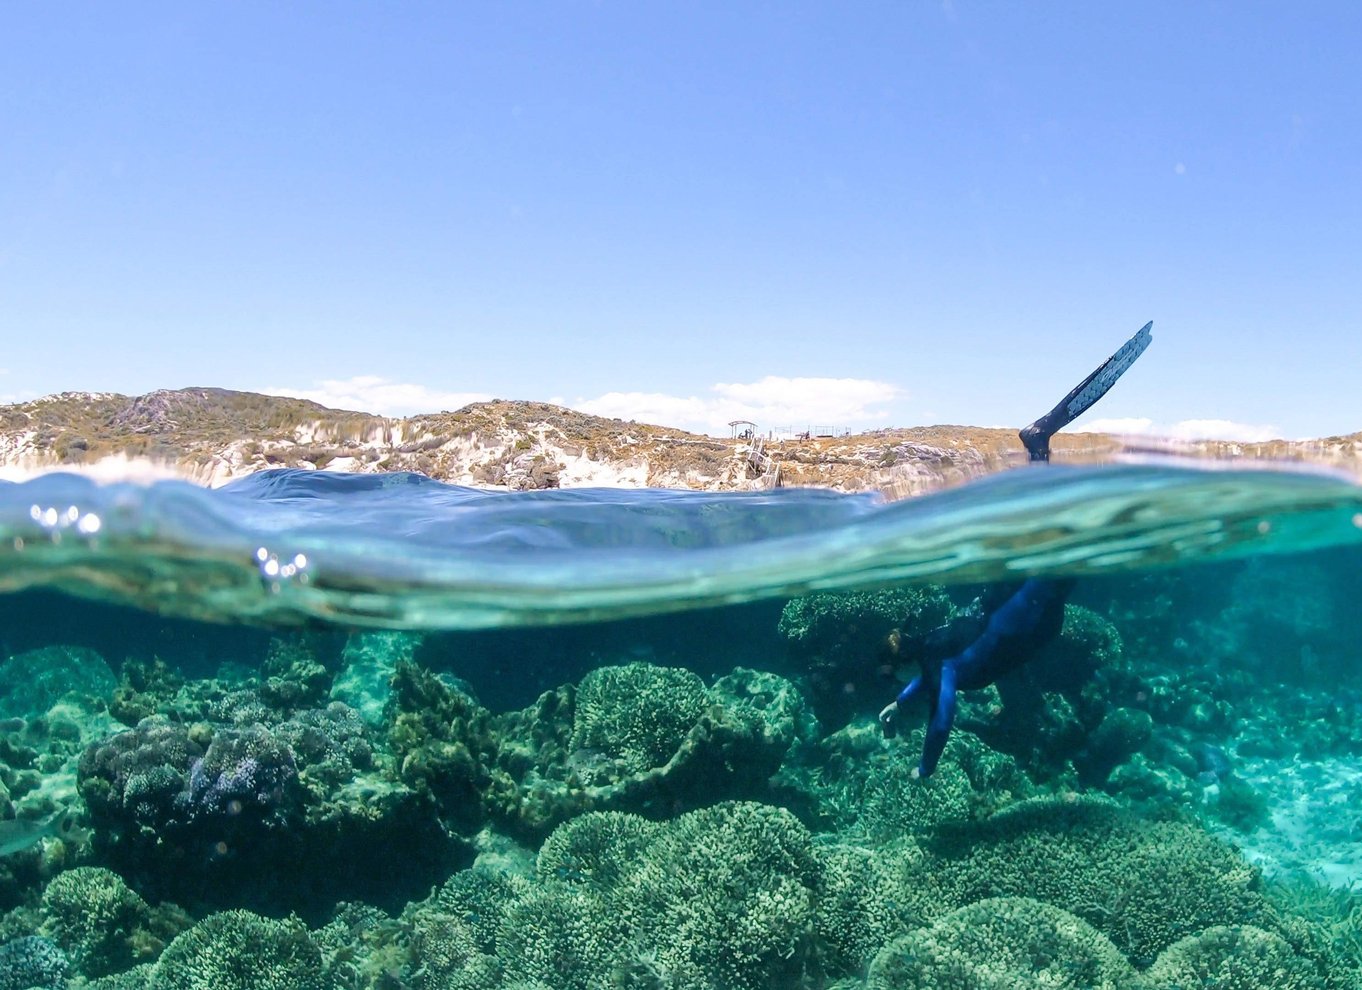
[878,321,1151,776]
[881,577,1074,777]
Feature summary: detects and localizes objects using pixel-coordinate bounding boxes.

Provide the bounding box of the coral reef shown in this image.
[4,547,1362,989]
[148,910,329,990]
[389,660,817,842]
[0,646,117,722]
[1145,924,1331,990]
[777,586,953,729]
[569,662,710,775]
[923,795,1267,966]
[76,705,454,918]
[0,935,68,990]
[39,866,153,977]
[867,897,1140,990]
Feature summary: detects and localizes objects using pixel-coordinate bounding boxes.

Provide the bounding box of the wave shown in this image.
[1,463,1360,629]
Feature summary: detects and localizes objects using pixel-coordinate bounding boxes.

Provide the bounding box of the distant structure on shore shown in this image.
[730,420,854,441]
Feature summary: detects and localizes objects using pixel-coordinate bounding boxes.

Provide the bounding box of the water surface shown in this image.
[1,462,1360,989]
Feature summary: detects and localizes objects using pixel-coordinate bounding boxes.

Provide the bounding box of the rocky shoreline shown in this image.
[3,388,1359,496]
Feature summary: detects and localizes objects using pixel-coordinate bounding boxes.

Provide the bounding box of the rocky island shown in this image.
[2,388,1358,496]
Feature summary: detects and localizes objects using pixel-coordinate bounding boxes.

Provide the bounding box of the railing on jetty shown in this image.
[743,436,781,489]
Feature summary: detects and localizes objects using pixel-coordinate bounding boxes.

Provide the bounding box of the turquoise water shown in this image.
[1,462,1361,988]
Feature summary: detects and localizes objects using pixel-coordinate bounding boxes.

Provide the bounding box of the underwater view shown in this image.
[2,462,1362,990]
[8,1,1362,987]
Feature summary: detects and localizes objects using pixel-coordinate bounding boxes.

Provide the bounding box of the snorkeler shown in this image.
[878,321,1153,777]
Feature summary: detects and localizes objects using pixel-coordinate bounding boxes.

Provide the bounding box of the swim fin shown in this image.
[1019,320,1152,462]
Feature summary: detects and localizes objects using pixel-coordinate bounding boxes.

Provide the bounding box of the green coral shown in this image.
[497,885,621,990]
[867,897,1140,990]
[39,867,149,978]
[498,801,820,990]
[1211,772,1273,832]
[80,962,157,989]
[1038,604,1124,688]
[109,657,184,727]
[535,811,660,888]
[569,663,709,775]
[387,658,816,844]
[813,839,947,975]
[409,910,500,989]
[778,587,952,660]
[619,802,820,990]
[148,910,329,990]
[928,795,1266,966]
[788,719,1025,838]
[1146,924,1329,990]
[431,866,531,955]
[387,660,499,834]
[853,744,975,841]
[709,667,821,756]
[259,634,335,712]
[0,646,116,720]
[777,586,953,728]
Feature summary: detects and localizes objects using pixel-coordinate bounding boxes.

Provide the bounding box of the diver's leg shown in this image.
[1019,321,1153,462]
[917,662,959,778]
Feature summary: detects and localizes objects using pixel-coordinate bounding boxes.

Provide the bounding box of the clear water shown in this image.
[1,463,1360,989]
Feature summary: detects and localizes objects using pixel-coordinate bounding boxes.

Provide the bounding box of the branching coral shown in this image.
[0,935,68,990]
[867,897,1140,990]
[148,910,329,990]
[39,866,151,978]
[925,795,1266,966]
[569,663,710,775]
[778,586,953,729]
[1146,924,1330,990]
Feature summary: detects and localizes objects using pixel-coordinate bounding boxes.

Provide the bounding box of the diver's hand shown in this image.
[878,701,899,739]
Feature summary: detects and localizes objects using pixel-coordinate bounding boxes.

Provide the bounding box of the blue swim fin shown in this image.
[1020,321,1153,462]
[1065,321,1153,420]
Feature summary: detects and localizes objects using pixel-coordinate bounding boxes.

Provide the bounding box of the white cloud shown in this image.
[1081,417,1156,435]
[1165,418,1282,443]
[1079,416,1282,443]
[573,376,903,435]
[262,376,494,416]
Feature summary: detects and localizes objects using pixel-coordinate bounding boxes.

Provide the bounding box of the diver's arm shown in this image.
[878,676,923,739]
[917,662,959,778]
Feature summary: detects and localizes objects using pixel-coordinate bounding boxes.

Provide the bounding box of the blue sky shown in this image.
[1,3,1359,440]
